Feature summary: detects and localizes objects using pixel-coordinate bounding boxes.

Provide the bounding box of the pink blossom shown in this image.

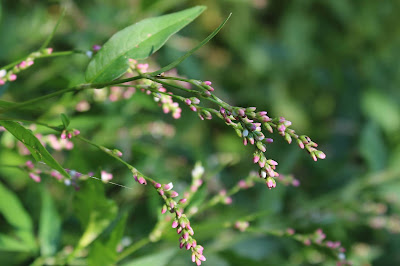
[29,173,41,182]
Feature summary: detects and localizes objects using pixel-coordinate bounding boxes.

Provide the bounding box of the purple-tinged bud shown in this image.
[204,81,212,86]
[292,179,300,187]
[176,210,182,218]
[164,182,173,190]
[311,152,317,161]
[256,142,266,152]
[172,220,179,228]
[92,44,102,52]
[297,139,305,149]
[186,242,192,250]
[26,160,34,169]
[29,173,41,182]
[278,124,286,133]
[261,115,271,122]
[161,205,167,214]
[266,177,276,189]
[158,189,165,196]
[67,132,72,139]
[238,108,246,117]
[138,177,147,185]
[185,98,192,105]
[284,120,292,127]
[315,150,326,159]
[225,197,233,204]
[192,253,196,262]
[285,133,292,144]
[203,90,211,97]
[247,107,257,112]
[243,138,248,146]
[190,105,197,112]
[198,255,206,262]
[183,232,189,241]
[73,129,80,136]
[219,107,225,114]
[265,138,273,143]
[238,180,247,188]
[179,198,187,204]
[253,154,260,163]
[207,86,214,92]
[258,111,268,116]
[169,201,175,209]
[170,191,179,198]
[61,131,67,139]
[180,242,185,249]
[154,183,162,188]
[286,228,295,235]
[177,227,183,234]
[267,160,278,166]
[249,136,255,145]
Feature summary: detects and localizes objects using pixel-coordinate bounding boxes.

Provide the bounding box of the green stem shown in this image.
[117,237,151,261]
[0,76,143,114]
[40,8,66,50]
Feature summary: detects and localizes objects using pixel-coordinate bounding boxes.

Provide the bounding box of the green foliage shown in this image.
[85,6,206,83]
[0,121,69,178]
[1,1,400,266]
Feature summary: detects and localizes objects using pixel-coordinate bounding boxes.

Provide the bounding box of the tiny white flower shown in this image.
[86,50,93,58]
[0,69,7,78]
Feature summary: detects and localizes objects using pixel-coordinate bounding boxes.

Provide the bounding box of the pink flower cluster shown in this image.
[0,48,52,86]
[148,179,206,265]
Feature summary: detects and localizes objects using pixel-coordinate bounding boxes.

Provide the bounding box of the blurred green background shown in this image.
[1,0,400,265]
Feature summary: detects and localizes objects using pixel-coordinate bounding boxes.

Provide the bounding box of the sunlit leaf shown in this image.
[0,121,70,179]
[85,6,206,83]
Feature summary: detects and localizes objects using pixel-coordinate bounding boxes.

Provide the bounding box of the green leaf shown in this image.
[73,180,118,251]
[85,6,206,83]
[0,99,17,109]
[0,121,70,179]
[151,12,231,76]
[60,113,70,129]
[88,214,128,266]
[0,181,36,252]
[39,188,61,257]
[121,248,177,266]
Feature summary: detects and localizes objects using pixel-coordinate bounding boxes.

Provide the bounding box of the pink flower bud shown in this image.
[172,220,179,228]
[29,173,41,182]
[9,74,17,81]
[204,81,212,86]
[179,198,187,204]
[161,205,167,214]
[138,177,147,185]
[92,44,102,51]
[266,177,276,189]
[170,191,179,198]
[154,183,162,189]
[185,98,192,105]
[26,160,34,169]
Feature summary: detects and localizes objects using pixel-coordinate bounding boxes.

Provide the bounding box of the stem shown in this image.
[0,76,143,114]
[40,8,66,50]
[117,237,151,261]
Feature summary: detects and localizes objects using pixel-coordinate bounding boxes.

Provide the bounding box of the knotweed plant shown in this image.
[0,6,347,266]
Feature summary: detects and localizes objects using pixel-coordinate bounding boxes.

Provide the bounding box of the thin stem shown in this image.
[0,117,61,131]
[0,76,143,114]
[40,8,66,50]
[117,237,151,261]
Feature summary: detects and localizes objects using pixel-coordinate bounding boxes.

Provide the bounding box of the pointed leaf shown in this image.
[39,188,61,257]
[85,6,206,83]
[0,121,70,179]
[60,113,70,129]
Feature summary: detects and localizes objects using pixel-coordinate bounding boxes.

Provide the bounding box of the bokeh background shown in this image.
[1,0,400,265]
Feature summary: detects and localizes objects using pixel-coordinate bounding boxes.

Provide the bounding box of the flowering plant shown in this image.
[0,5,351,266]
